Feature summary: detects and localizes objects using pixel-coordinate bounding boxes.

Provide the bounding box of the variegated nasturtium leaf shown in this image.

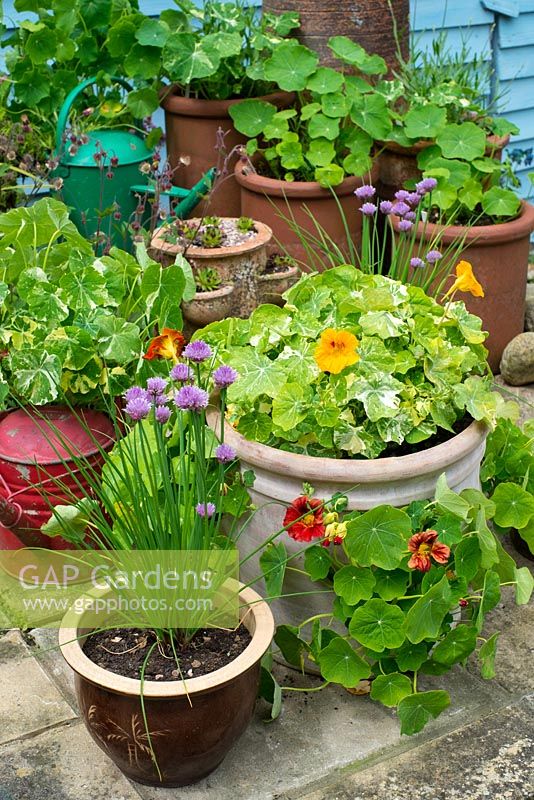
[162,33,220,83]
[236,412,272,442]
[397,690,450,735]
[333,566,376,604]
[479,632,499,679]
[346,506,411,570]
[491,483,534,529]
[95,317,140,363]
[317,636,371,687]
[349,598,406,651]
[404,104,447,140]
[350,372,404,421]
[404,576,452,644]
[264,42,319,91]
[272,382,313,430]
[370,672,413,707]
[10,350,62,405]
[227,349,287,402]
[435,122,486,161]
[431,624,478,666]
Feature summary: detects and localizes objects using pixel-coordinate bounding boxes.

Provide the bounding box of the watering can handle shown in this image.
[55,76,134,154]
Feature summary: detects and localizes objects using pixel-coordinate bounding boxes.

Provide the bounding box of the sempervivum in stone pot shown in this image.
[201,266,513,625]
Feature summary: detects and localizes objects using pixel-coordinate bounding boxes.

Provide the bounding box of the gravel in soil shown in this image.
[165,218,258,249]
[83,625,252,681]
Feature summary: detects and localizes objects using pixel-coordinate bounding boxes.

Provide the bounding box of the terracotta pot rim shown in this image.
[151,220,273,258]
[208,409,488,483]
[184,284,235,302]
[59,582,274,698]
[234,160,379,199]
[379,133,510,156]
[161,89,295,118]
[391,201,534,246]
[258,265,300,283]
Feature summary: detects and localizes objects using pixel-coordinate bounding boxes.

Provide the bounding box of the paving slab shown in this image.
[25,628,77,710]
[0,720,143,800]
[494,376,534,424]
[0,630,76,745]
[286,696,534,800]
[132,661,507,800]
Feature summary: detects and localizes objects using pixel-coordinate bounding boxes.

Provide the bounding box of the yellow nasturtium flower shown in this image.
[445,260,485,298]
[314,328,360,374]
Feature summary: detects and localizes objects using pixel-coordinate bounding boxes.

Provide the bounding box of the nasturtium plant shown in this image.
[0,199,185,408]
[200,266,513,458]
[229,36,389,185]
[266,482,533,734]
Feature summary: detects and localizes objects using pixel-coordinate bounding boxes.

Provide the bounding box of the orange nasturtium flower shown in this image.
[314,328,360,374]
[445,260,484,298]
[143,328,185,361]
[407,530,451,573]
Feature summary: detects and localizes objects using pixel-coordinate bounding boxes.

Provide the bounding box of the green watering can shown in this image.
[53,77,214,250]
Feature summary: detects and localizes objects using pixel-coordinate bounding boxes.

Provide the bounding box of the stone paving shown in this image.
[0,392,532,800]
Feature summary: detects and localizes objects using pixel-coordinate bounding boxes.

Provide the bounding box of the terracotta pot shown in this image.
[209,409,488,628]
[391,201,534,372]
[59,583,274,787]
[182,283,235,327]
[161,90,295,217]
[262,0,409,73]
[378,135,510,200]
[151,219,272,319]
[257,264,300,306]
[234,160,380,267]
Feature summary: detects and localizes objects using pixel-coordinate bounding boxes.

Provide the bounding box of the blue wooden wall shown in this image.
[3,0,534,195]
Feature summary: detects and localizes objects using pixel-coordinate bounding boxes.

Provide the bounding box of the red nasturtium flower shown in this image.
[283,496,325,542]
[143,328,185,361]
[408,530,450,573]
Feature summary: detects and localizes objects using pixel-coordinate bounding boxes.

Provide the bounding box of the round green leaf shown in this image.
[397,690,450,735]
[135,18,170,47]
[321,92,350,119]
[492,482,534,529]
[307,138,336,167]
[404,105,447,140]
[314,164,345,187]
[124,44,161,80]
[264,43,319,92]
[479,632,499,679]
[304,545,333,581]
[272,382,312,430]
[370,672,413,707]
[435,122,486,161]
[404,576,452,644]
[307,113,340,141]
[229,99,277,137]
[395,641,429,672]
[333,566,376,604]
[431,624,478,666]
[350,94,392,140]
[481,187,521,219]
[306,67,344,95]
[328,35,366,66]
[373,568,409,601]
[345,506,411,569]
[162,33,220,84]
[349,599,406,651]
[317,636,371,687]
[127,88,159,117]
[515,566,534,605]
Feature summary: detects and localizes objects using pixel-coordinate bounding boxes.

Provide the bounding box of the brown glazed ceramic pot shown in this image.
[391,201,534,372]
[262,0,409,72]
[151,219,272,318]
[59,584,274,787]
[161,90,295,218]
[234,161,380,268]
[378,135,510,200]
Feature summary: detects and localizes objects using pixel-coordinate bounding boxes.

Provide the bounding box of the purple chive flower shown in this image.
[394,189,410,202]
[215,443,236,463]
[154,394,168,406]
[183,340,212,363]
[406,192,421,207]
[125,396,151,421]
[415,177,438,195]
[360,202,377,216]
[405,211,416,222]
[155,405,171,424]
[123,386,149,404]
[410,257,425,269]
[213,365,238,388]
[146,377,168,396]
[170,363,194,383]
[175,385,209,412]
[355,184,376,200]
[380,200,393,215]
[426,249,443,264]
[392,201,411,217]
[398,219,413,232]
[196,502,216,518]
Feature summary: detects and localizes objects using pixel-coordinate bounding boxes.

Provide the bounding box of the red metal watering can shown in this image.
[0,406,115,550]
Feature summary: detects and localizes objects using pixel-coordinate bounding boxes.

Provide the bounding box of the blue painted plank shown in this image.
[518,0,534,11]
[413,26,493,60]
[505,107,534,139]
[499,11,534,47]
[481,0,518,16]
[497,76,534,111]
[411,0,494,29]
[497,43,534,78]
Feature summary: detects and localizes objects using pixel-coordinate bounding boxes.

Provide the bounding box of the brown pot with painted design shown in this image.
[234,159,380,268]
[161,90,295,218]
[59,583,274,788]
[391,201,534,372]
[378,135,510,200]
